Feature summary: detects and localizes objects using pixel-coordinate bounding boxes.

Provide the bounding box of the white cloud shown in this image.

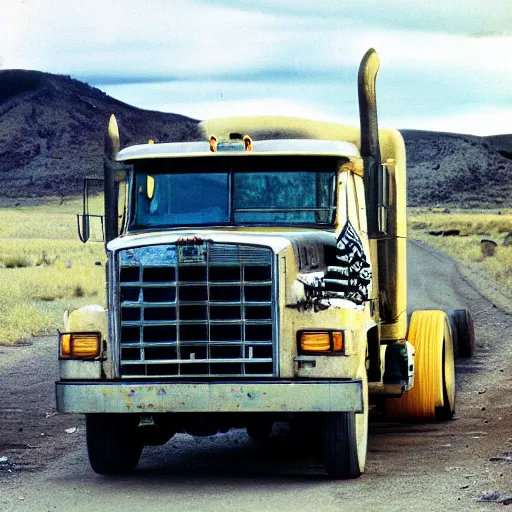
[1,0,284,74]
[2,0,511,135]
[209,0,512,36]
[4,0,511,77]
[97,79,511,136]
[396,106,512,136]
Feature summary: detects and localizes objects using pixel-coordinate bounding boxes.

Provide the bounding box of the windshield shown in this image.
[131,163,337,229]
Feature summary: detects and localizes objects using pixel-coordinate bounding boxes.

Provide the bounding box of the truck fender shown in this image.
[63,305,107,340]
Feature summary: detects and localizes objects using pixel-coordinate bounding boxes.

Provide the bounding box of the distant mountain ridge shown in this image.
[1,70,511,207]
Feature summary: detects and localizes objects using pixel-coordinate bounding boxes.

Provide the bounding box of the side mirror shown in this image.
[77,213,90,243]
[77,178,105,243]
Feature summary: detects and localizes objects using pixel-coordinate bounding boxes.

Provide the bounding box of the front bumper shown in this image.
[56,380,363,414]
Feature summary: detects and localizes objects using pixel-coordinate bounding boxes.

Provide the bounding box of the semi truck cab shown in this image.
[56,49,460,479]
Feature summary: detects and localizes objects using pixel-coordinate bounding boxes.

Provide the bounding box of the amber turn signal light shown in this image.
[332,331,343,351]
[60,332,101,359]
[300,331,343,353]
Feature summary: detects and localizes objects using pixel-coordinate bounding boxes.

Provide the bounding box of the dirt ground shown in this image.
[0,241,511,511]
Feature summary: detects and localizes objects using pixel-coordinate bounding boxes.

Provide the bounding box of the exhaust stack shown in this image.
[358,48,381,238]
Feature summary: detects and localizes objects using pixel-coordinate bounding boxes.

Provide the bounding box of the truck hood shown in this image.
[107,228,338,269]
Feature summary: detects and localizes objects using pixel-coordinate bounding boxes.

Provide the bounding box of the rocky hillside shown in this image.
[0,70,200,199]
[1,70,511,206]
[402,130,512,208]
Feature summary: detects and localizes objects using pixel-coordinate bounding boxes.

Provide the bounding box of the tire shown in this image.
[322,361,368,479]
[448,309,475,358]
[386,310,455,421]
[246,422,273,442]
[323,413,361,479]
[86,414,143,475]
[435,332,456,420]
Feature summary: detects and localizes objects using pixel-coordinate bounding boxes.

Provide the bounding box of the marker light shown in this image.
[332,331,343,351]
[300,331,344,353]
[60,332,101,359]
[243,135,253,151]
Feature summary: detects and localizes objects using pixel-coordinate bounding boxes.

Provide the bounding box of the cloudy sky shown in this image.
[3,0,512,135]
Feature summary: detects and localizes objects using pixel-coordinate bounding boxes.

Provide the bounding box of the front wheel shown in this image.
[86,414,143,474]
[323,412,364,479]
[323,364,368,479]
[246,421,273,442]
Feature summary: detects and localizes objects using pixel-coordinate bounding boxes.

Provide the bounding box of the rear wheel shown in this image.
[386,310,455,421]
[449,309,475,358]
[86,414,143,474]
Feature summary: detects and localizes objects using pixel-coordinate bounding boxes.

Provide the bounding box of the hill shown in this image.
[402,130,512,207]
[0,70,200,199]
[0,70,511,207]
[486,133,512,160]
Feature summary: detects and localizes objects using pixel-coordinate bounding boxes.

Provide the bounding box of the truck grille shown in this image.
[117,243,276,378]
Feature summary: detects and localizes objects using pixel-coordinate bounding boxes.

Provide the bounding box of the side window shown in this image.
[117,179,127,234]
[346,172,361,232]
[337,172,368,247]
[353,174,368,236]
[336,171,348,228]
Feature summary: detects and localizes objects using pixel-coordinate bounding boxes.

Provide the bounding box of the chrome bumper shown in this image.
[56,380,363,413]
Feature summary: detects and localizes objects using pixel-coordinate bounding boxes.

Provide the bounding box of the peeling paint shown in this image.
[287,220,371,311]
[120,245,177,267]
[286,296,331,313]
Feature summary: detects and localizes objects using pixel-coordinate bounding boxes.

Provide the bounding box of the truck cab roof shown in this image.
[116,139,360,162]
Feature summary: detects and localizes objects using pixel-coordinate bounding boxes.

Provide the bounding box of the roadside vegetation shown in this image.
[408,208,512,294]
[0,198,105,345]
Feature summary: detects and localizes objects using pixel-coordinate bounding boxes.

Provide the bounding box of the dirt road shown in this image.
[1,241,511,511]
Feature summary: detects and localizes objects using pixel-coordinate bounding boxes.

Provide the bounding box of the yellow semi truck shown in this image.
[55,49,474,479]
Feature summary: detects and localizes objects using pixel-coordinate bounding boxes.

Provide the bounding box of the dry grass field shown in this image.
[1,202,511,345]
[0,198,105,345]
[408,207,512,293]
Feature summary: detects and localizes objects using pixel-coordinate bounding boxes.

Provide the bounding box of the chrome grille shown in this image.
[117,243,276,378]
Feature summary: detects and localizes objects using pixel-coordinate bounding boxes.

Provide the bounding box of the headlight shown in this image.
[299,331,344,354]
[59,332,101,359]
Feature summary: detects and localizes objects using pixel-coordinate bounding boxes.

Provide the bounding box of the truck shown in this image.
[55,48,475,479]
